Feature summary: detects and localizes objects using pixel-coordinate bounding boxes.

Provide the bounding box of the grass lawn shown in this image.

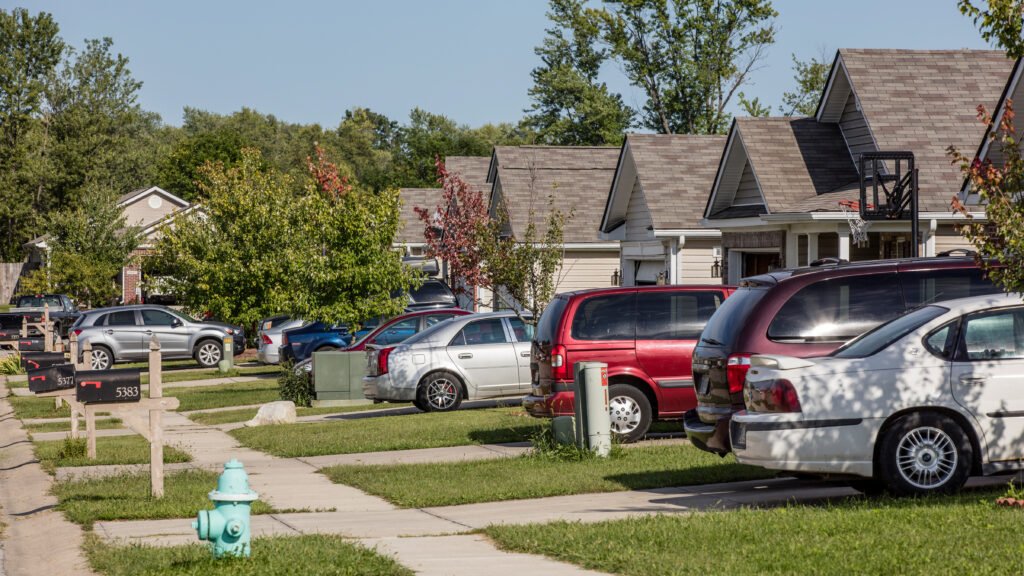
[9,395,71,419]
[25,418,123,433]
[231,408,545,457]
[187,402,413,426]
[168,379,281,412]
[152,365,278,385]
[323,444,773,508]
[35,435,191,470]
[56,469,274,526]
[86,533,412,576]
[485,488,1024,576]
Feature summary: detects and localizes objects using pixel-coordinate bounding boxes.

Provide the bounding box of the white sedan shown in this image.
[731,293,1024,496]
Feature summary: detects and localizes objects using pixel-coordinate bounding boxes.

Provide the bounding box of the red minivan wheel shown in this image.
[608,384,652,443]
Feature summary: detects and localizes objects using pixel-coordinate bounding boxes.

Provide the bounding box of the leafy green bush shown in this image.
[278,363,314,407]
[0,353,23,375]
[530,426,622,462]
[56,436,87,460]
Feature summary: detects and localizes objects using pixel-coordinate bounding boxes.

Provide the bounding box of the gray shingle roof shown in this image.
[397,188,444,244]
[626,134,727,229]
[491,146,620,243]
[445,156,491,194]
[734,117,859,213]
[840,48,1013,212]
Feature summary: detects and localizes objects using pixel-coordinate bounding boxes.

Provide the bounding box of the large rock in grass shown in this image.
[245,401,297,427]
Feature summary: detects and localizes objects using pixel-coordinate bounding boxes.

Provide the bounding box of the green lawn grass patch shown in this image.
[231,408,544,457]
[85,533,412,575]
[485,488,1024,576]
[323,444,772,507]
[9,395,71,419]
[56,469,274,526]
[26,418,122,433]
[35,435,191,470]
[188,402,413,426]
[168,379,280,412]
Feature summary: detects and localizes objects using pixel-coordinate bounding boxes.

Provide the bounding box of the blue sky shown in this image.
[7,0,994,128]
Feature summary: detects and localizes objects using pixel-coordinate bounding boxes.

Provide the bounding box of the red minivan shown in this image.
[523,285,735,441]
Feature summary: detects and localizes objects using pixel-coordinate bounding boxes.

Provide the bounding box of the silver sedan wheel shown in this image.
[90,348,111,370]
[896,426,958,489]
[197,342,222,367]
[609,395,642,435]
[426,377,459,410]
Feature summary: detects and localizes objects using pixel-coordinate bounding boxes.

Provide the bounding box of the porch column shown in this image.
[807,233,819,264]
[925,219,937,257]
[785,229,800,268]
[668,237,680,284]
[838,228,851,261]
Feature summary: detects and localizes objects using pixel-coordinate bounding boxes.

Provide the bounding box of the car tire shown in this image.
[418,372,463,412]
[194,339,223,369]
[608,384,652,443]
[412,398,429,412]
[89,345,113,371]
[877,412,972,496]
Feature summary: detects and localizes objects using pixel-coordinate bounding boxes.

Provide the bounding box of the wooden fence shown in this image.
[0,262,24,304]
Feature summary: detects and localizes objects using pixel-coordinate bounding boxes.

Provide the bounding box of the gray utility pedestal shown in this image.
[312,350,372,407]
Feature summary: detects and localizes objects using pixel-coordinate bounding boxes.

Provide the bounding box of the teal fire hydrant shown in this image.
[192,459,259,558]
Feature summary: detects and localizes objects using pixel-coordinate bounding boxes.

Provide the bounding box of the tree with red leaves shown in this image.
[415,157,490,296]
[949,101,1024,292]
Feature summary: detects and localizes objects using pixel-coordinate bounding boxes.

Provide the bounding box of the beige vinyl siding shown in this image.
[555,250,619,293]
[122,194,181,228]
[839,93,876,168]
[678,238,722,285]
[934,225,973,254]
[624,179,654,241]
[733,162,762,205]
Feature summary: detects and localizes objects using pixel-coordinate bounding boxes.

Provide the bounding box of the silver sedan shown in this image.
[257,316,306,364]
[363,311,533,412]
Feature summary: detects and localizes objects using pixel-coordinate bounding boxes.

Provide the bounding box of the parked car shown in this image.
[732,292,1024,496]
[280,279,461,364]
[523,285,735,442]
[257,316,307,364]
[72,305,240,370]
[685,255,1002,456]
[363,311,533,412]
[291,308,471,375]
[0,293,81,338]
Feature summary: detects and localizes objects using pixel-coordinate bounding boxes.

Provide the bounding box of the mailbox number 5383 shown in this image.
[115,386,139,399]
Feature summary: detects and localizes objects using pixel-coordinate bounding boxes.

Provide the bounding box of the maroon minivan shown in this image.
[685,255,1001,455]
[524,285,735,442]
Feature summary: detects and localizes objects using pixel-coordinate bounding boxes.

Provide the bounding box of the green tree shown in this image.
[959,0,1024,58]
[20,190,140,306]
[0,8,64,260]
[334,107,399,191]
[779,53,830,116]
[598,0,777,134]
[524,0,635,145]
[737,92,770,117]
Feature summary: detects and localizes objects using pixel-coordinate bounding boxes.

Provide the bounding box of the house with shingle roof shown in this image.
[704,48,1011,283]
[599,134,727,285]
[484,145,621,303]
[959,56,1024,204]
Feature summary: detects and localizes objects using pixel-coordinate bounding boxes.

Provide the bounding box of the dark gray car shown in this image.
[73,305,237,370]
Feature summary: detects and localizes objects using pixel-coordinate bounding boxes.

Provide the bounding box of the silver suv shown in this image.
[73,305,236,370]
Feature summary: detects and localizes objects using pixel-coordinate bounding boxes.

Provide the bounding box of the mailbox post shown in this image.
[149,336,164,498]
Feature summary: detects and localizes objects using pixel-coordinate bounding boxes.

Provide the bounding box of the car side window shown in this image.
[507,317,535,342]
[902,268,999,307]
[923,321,958,359]
[451,319,509,346]
[106,310,137,326]
[636,291,722,340]
[767,274,904,343]
[958,309,1024,361]
[571,293,636,341]
[142,310,177,326]
[424,314,455,328]
[372,318,419,345]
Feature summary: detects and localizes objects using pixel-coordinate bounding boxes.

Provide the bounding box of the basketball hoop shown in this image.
[839,200,871,246]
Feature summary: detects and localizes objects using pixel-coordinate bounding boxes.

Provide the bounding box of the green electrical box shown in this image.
[312,351,372,407]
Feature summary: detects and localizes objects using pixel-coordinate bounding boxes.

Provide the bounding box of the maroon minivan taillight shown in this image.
[726,353,752,394]
[550,344,568,381]
[377,346,395,375]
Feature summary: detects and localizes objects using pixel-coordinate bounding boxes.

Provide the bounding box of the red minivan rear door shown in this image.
[563,290,638,384]
[635,288,728,416]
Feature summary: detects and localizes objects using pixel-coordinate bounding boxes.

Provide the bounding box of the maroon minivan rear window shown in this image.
[536,297,568,345]
[767,273,904,343]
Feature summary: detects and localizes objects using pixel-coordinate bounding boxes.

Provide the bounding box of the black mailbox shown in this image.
[28,363,76,393]
[0,329,18,339]
[75,368,142,404]
[16,337,44,352]
[21,352,68,372]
